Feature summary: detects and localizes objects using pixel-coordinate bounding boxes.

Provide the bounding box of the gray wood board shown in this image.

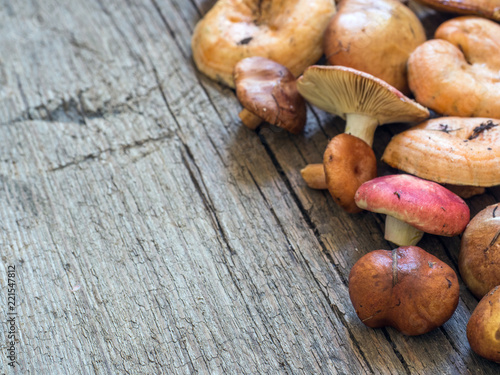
[0,0,498,373]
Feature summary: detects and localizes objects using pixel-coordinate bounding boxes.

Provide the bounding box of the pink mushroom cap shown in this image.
[355,174,470,236]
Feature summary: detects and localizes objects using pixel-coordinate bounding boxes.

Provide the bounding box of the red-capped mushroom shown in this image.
[354,174,470,246]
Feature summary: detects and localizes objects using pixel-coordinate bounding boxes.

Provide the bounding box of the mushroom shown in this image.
[407,16,500,118]
[412,0,500,21]
[191,0,336,88]
[459,203,500,299]
[354,174,470,246]
[323,0,426,94]
[296,66,429,147]
[467,286,500,363]
[382,117,500,198]
[233,57,306,133]
[300,134,377,213]
[349,246,460,336]
[322,133,377,213]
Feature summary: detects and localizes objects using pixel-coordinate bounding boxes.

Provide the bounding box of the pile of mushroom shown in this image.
[191,0,500,363]
[296,66,428,212]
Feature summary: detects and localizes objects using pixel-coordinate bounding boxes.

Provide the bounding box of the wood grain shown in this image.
[0,0,498,373]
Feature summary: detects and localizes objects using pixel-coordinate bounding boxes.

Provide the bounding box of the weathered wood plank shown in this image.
[0,0,498,374]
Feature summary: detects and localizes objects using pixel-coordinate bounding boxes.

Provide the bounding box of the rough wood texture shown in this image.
[0,0,499,373]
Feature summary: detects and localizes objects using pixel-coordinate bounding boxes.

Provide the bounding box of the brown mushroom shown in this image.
[191,0,336,88]
[354,174,470,246]
[323,133,377,213]
[349,246,460,336]
[323,0,426,94]
[301,134,377,213]
[234,57,306,133]
[467,286,500,363]
[459,203,500,299]
[296,66,429,147]
[413,0,500,21]
[382,117,500,197]
[407,16,500,118]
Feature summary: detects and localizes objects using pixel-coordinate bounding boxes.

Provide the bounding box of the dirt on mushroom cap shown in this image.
[382,117,500,187]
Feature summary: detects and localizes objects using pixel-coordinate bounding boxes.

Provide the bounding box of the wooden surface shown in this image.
[0,0,499,373]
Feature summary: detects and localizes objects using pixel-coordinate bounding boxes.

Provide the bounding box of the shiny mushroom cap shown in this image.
[323,133,377,213]
[234,57,307,134]
[191,0,336,88]
[355,174,470,237]
[382,117,500,187]
[296,66,429,145]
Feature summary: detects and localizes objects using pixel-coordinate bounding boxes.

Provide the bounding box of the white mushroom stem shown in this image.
[344,113,379,147]
[301,164,327,189]
[239,109,262,130]
[384,215,424,246]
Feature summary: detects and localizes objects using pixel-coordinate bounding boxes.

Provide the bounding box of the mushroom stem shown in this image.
[301,164,327,189]
[239,108,262,130]
[384,215,424,246]
[344,113,379,147]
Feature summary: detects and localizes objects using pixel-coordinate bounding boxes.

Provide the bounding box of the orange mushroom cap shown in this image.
[382,117,500,187]
[408,16,500,118]
[323,133,377,213]
[191,0,336,88]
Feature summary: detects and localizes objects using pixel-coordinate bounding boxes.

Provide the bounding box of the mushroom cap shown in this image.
[466,286,500,363]
[323,133,377,213]
[459,203,500,298]
[412,0,500,21]
[191,0,336,88]
[323,0,426,94]
[408,17,500,118]
[234,57,306,134]
[382,117,500,187]
[296,65,429,125]
[349,246,459,336]
[355,174,470,236]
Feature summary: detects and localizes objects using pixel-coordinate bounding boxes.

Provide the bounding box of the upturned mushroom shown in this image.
[323,0,426,94]
[354,174,470,246]
[413,0,500,21]
[349,246,460,336]
[459,203,500,299]
[408,16,500,118]
[296,66,429,147]
[382,117,500,198]
[297,66,428,203]
[191,0,336,88]
[234,57,306,133]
